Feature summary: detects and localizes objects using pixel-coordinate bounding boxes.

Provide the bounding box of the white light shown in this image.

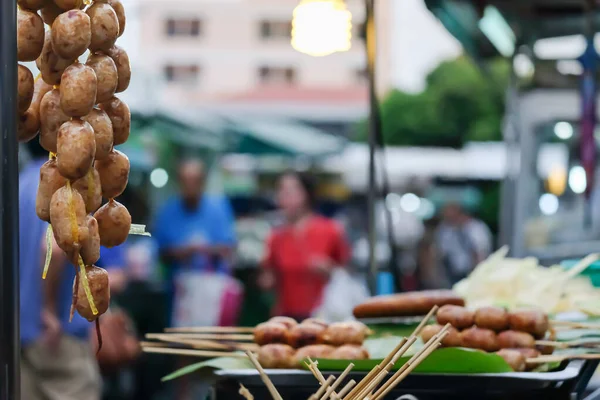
[150,168,169,188]
[569,166,587,194]
[513,54,534,78]
[400,193,420,213]
[554,121,574,140]
[291,0,352,57]
[539,193,559,216]
[478,6,516,57]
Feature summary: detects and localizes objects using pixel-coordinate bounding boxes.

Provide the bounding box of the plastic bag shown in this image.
[312,268,369,322]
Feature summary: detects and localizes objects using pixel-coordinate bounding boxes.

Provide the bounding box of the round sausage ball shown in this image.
[495,349,526,372]
[99,96,130,145]
[461,327,500,352]
[56,119,96,180]
[72,167,102,214]
[293,345,335,367]
[329,345,369,360]
[508,309,549,339]
[320,321,369,346]
[97,0,126,37]
[94,200,131,248]
[39,88,70,152]
[286,323,326,348]
[420,324,462,347]
[95,149,130,199]
[268,316,298,329]
[82,108,113,161]
[105,45,130,93]
[37,31,72,86]
[49,185,90,260]
[40,1,64,25]
[76,265,110,322]
[18,0,50,11]
[51,10,91,59]
[253,322,288,346]
[474,306,509,331]
[35,159,67,222]
[60,63,98,117]
[86,54,118,104]
[436,305,474,330]
[87,2,119,51]
[18,64,34,115]
[80,215,101,266]
[497,330,535,349]
[17,8,44,61]
[257,344,296,369]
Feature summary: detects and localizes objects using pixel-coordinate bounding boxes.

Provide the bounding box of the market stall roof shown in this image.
[225,117,348,158]
[425,0,600,59]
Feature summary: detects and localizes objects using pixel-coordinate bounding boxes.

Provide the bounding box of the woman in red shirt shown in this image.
[260,172,350,321]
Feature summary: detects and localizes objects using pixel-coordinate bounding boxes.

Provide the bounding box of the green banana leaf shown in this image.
[162,356,253,382]
[306,348,513,373]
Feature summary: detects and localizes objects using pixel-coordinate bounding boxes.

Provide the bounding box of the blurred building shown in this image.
[138,0,393,131]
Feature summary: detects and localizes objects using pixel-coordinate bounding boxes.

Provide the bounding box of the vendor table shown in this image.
[208,360,599,400]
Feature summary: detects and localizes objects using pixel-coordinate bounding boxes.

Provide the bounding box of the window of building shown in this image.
[258,66,296,84]
[166,18,203,37]
[164,64,200,84]
[259,20,292,39]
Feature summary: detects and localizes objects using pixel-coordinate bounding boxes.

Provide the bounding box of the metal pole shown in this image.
[0,0,21,398]
[365,0,378,295]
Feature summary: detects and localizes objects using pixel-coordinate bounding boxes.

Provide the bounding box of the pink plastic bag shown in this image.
[218,277,244,326]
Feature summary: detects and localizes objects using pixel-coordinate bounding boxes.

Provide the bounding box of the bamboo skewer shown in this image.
[550,320,600,330]
[526,353,600,364]
[309,375,335,400]
[321,363,354,400]
[142,347,246,358]
[246,351,283,400]
[334,380,356,400]
[146,332,254,341]
[146,334,258,351]
[239,384,254,400]
[563,253,600,280]
[166,326,256,333]
[535,339,600,349]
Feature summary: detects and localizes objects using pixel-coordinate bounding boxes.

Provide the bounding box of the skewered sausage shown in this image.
[268,316,298,329]
[461,327,500,352]
[105,46,130,93]
[420,324,462,347]
[39,88,70,152]
[329,345,369,360]
[37,31,72,86]
[87,2,119,51]
[294,345,335,366]
[40,1,64,25]
[495,349,526,372]
[17,8,44,62]
[99,96,130,145]
[257,344,296,369]
[94,200,131,248]
[60,63,98,117]
[474,306,509,331]
[286,322,326,348]
[302,318,328,328]
[51,10,91,59]
[19,78,53,142]
[75,265,110,321]
[254,322,288,346]
[18,64,34,115]
[36,159,67,222]
[97,0,126,37]
[436,305,474,330]
[508,309,549,339]
[497,330,535,349]
[320,321,369,346]
[86,54,118,104]
[56,119,96,180]
[73,167,102,214]
[81,215,101,266]
[94,149,129,198]
[82,108,113,161]
[49,185,90,261]
[353,290,465,319]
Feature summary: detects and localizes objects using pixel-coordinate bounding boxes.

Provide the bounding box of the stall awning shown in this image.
[226,117,347,158]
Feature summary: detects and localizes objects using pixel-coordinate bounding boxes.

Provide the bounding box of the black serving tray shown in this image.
[211,360,599,400]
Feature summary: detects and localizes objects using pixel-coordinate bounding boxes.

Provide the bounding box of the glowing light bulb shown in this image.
[291,0,352,57]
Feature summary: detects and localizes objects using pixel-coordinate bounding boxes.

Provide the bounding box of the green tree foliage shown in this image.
[356,56,510,147]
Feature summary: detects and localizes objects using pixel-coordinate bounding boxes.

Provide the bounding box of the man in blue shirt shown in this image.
[20,140,126,400]
[153,159,236,327]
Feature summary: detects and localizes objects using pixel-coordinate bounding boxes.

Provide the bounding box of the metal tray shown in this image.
[212,360,599,400]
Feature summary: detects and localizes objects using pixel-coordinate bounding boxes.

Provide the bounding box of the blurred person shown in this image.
[153,159,237,400]
[436,203,492,284]
[19,140,124,400]
[259,171,350,321]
